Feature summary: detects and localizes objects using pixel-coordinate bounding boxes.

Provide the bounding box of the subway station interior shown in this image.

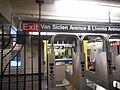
[1,0,120,90]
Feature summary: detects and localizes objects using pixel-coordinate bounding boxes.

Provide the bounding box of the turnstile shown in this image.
[80,35,114,90]
[107,35,120,89]
[48,34,91,90]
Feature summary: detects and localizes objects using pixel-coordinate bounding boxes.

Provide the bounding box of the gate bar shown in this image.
[24,32,26,90]
[1,25,4,90]
[8,63,11,90]
[31,35,34,90]
[16,26,19,90]
[38,32,42,90]
[8,26,11,90]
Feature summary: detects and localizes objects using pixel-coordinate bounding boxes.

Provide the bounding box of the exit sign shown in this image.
[22,23,40,32]
[111,42,120,46]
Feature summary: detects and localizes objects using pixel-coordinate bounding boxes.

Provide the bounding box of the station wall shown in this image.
[0,0,12,23]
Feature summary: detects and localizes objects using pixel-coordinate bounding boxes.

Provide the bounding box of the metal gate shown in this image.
[0,25,42,90]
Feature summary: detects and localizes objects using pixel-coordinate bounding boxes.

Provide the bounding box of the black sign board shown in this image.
[22,20,120,34]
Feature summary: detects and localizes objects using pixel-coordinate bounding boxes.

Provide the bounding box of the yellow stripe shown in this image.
[43,40,48,72]
[43,40,48,61]
[83,40,88,70]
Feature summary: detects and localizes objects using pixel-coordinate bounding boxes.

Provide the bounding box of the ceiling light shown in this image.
[55,0,120,20]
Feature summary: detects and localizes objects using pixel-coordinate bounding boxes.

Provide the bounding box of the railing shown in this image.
[0,25,42,90]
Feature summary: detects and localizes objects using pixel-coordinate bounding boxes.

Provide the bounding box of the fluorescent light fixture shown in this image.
[55,0,120,12]
[40,32,47,35]
[29,32,39,35]
[80,33,108,36]
[109,39,120,41]
[29,32,48,35]
[46,32,80,35]
[29,32,80,35]
[55,0,120,21]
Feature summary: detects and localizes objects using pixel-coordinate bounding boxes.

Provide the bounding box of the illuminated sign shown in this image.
[22,21,120,33]
[40,24,120,32]
[22,23,40,32]
[111,42,120,46]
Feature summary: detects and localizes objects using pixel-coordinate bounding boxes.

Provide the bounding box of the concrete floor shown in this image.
[1,74,42,90]
[1,75,118,90]
[0,74,63,90]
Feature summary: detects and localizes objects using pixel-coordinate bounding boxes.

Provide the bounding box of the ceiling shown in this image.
[10,0,120,23]
[11,0,120,8]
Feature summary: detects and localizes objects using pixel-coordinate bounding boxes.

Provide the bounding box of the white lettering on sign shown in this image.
[52,24,68,30]
[108,27,120,31]
[70,25,87,30]
[92,26,107,31]
[22,23,40,32]
[41,24,51,29]
[87,26,91,30]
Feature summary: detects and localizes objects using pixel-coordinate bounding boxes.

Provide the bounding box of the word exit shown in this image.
[22,23,40,32]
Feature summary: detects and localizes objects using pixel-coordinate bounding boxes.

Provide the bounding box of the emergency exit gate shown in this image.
[0,25,42,90]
